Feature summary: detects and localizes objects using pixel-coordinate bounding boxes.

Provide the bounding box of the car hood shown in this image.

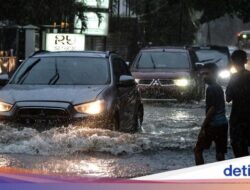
[0,85,108,105]
[131,70,191,80]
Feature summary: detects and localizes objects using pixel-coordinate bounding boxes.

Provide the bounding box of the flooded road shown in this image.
[0,101,233,178]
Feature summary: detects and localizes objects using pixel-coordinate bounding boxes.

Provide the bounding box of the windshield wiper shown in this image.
[198,58,214,63]
[150,55,157,69]
[16,59,41,84]
[198,58,222,64]
[214,58,222,63]
[48,62,60,85]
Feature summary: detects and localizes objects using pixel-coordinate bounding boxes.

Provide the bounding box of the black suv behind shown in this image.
[131,47,204,101]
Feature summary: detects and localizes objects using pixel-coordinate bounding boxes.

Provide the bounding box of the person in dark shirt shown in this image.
[226,50,250,158]
[194,63,228,165]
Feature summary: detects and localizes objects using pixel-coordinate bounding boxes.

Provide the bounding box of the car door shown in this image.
[112,56,137,131]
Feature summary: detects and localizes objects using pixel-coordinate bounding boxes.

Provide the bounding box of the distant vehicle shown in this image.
[237,31,250,50]
[0,51,144,133]
[130,47,204,101]
[236,31,250,70]
[192,45,231,85]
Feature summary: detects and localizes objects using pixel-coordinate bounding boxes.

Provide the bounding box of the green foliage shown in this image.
[125,0,250,45]
[126,0,197,45]
[190,0,250,23]
[0,0,87,29]
[229,0,250,22]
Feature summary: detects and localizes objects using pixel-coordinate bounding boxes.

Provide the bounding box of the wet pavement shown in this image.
[0,101,234,178]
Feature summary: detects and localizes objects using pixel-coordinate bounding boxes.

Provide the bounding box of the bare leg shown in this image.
[194,147,205,165]
[216,153,225,161]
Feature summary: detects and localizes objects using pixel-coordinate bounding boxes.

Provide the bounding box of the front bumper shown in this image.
[137,84,195,99]
[0,101,110,127]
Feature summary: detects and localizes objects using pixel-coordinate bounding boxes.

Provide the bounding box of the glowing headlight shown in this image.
[230,67,237,74]
[0,102,12,112]
[74,100,105,115]
[135,79,140,84]
[219,70,231,79]
[174,79,189,87]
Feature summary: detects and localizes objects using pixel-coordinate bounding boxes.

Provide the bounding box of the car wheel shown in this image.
[110,112,120,131]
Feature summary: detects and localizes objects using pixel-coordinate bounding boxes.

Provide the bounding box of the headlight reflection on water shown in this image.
[69,160,104,176]
[0,157,11,167]
[175,111,191,121]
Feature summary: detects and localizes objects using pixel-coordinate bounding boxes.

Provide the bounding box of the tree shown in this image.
[229,0,250,22]
[125,0,250,45]
[125,0,197,45]
[0,0,88,31]
[191,0,250,23]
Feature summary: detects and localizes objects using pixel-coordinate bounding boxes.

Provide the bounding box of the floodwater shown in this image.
[0,101,233,178]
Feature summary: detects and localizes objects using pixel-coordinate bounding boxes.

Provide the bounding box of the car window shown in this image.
[195,50,229,68]
[10,57,110,85]
[136,51,190,69]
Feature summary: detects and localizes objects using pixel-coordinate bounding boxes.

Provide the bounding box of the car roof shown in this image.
[192,45,229,49]
[141,46,190,53]
[239,31,250,34]
[192,45,230,56]
[32,51,113,58]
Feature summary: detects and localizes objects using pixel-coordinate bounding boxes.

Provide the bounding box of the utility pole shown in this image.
[207,22,211,45]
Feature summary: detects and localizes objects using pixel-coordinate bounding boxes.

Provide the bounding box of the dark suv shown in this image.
[131,47,204,101]
[192,45,231,86]
[0,51,143,132]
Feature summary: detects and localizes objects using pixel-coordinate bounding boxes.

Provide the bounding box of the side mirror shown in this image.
[196,63,204,70]
[126,61,130,66]
[118,75,135,87]
[0,74,9,86]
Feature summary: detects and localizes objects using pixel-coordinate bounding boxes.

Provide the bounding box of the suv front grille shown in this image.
[159,79,174,85]
[138,80,153,85]
[138,79,174,86]
[17,108,69,119]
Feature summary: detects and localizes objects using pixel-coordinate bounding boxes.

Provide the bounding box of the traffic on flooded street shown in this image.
[0,101,233,178]
[1,0,250,182]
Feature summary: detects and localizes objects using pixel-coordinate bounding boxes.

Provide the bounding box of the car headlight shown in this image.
[230,66,237,74]
[219,70,231,79]
[0,102,12,112]
[74,100,106,115]
[174,79,189,87]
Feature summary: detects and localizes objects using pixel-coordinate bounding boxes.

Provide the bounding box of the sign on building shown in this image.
[46,34,85,51]
[75,12,109,36]
[77,0,110,9]
[74,12,109,36]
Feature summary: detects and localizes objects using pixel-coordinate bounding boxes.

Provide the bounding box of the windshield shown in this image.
[136,51,190,70]
[10,57,110,85]
[195,50,229,68]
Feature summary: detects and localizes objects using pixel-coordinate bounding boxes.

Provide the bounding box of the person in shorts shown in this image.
[194,63,228,165]
[226,50,250,158]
